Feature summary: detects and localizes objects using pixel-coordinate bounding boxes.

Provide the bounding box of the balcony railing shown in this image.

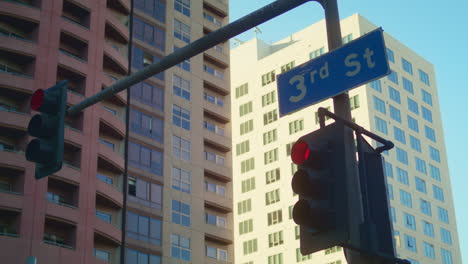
[0,64,32,79]
[0,30,33,42]
[0,105,29,116]
[59,49,87,63]
[4,0,38,8]
[47,193,78,209]
[62,16,89,29]
[43,239,73,249]
[0,230,19,238]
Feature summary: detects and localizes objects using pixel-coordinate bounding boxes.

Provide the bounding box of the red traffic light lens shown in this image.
[31,89,44,111]
[291,140,310,165]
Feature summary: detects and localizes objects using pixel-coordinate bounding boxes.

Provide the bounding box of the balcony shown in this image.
[0,49,35,79]
[96,178,123,209]
[0,106,29,132]
[105,9,129,43]
[0,166,24,196]
[47,178,79,209]
[205,189,232,213]
[204,47,228,70]
[0,209,21,238]
[98,142,124,173]
[203,0,228,18]
[62,0,90,29]
[94,232,121,264]
[94,194,122,244]
[43,217,76,250]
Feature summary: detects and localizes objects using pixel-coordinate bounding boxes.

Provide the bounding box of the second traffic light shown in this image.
[291,122,351,255]
[26,80,68,179]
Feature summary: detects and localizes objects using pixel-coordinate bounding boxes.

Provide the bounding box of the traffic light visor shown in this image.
[291,140,310,165]
[30,89,44,111]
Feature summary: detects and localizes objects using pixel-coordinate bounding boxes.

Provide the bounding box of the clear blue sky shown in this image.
[229,0,468,262]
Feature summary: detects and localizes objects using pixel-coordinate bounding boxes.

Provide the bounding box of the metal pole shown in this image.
[67,0,318,115]
[321,1,365,263]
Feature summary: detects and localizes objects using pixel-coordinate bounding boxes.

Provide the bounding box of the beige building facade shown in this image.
[231,14,461,264]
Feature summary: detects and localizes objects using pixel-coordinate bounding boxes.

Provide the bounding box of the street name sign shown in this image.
[277,28,390,116]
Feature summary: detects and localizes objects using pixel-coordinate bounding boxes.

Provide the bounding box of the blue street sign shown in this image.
[277,28,390,116]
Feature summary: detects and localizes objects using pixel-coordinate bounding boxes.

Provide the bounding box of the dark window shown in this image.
[134,0,166,23]
[128,177,162,210]
[130,108,164,143]
[128,142,163,176]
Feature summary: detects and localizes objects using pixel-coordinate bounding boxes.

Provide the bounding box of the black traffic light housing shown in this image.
[26,80,68,179]
[291,121,352,255]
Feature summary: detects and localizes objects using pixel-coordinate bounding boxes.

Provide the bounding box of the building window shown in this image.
[268,231,284,247]
[423,242,435,259]
[268,253,283,264]
[430,165,441,181]
[171,200,190,227]
[173,74,190,100]
[171,234,191,261]
[236,140,250,156]
[402,77,414,94]
[438,207,449,223]
[407,115,419,132]
[204,150,225,165]
[263,109,278,125]
[241,177,256,193]
[204,120,225,135]
[127,177,162,210]
[128,142,163,176]
[204,64,224,79]
[410,136,422,152]
[422,220,434,237]
[394,230,401,248]
[421,106,432,122]
[174,19,190,43]
[243,239,258,255]
[342,34,353,44]
[263,149,278,165]
[386,48,395,63]
[261,70,276,86]
[267,210,282,226]
[390,207,396,223]
[350,95,360,110]
[441,248,453,264]
[415,177,427,193]
[396,147,408,165]
[238,199,252,214]
[373,96,386,114]
[425,126,436,142]
[132,46,165,80]
[172,104,190,130]
[389,86,401,103]
[440,228,452,245]
[280,61,295,73]
[239,102,253,117]
[397,167,409,185]
[419,69,430,86]
[134,0,166,23]
[370,79,382,92]
[240,120,254,135]
[240,157,255,174]
[172,167,191,193]
[235,83,248,98]
[203,12,222,27]
[429,146,441,162]
[173,135,191,161]
[130,81,164,111]
[239,219,253,235]
[125,248,161,264]
[265,189,280,205]
[263,129,277,145]
[309,47,325,59]
[206,246,227,261]
[375,116,388,134]
[383,161,393,178]
[262,90,276,106]
[420,199,432,216]
[175,46,191,71]
[205,181,225,196]
[407,98,419,115]
[296,248,312,262]
[94,249,110,262]
[400,190,412,208]
[403,212,416,230]
[404,234,417,252]
[415,157,427,174]
[421,89,433,105]
[130,108,164,143]
[388,71,399,84]
[174,0,190,16]
[289,119,304,134]
[126,212,162,246]
[389,105,401,122]
[133,17,165,50]
[205,213,226,228]
[266,168,281,184]
[387,184,394,200]
[394,127,406,144]
[204,92,224,107]
[402,58,413,75]
[433,185,444,201]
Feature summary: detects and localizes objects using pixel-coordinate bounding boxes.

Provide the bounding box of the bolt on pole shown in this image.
[67,0,319,116]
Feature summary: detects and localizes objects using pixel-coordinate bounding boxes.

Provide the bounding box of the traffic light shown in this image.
[26,80,68,179]
[291,122,353,255]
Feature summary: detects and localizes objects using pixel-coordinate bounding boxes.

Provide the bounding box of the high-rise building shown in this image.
[0,0,232,263]
[231,14,461,264]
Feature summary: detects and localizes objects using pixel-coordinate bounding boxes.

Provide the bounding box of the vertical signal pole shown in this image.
[320,0,364,263]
